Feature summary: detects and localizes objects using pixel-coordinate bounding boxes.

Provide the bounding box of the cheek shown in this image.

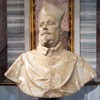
[39,27,44,33]
[49,26,58,32]
[53,28,60,36]
[39,27,42,31]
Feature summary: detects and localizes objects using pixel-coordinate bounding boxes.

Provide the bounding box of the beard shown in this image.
[39,31,52,47]
[39,30,60,48]
[39,33,60,48]
[39,34,54,48]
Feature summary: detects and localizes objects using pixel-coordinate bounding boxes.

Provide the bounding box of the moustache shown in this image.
[40,31,51,36]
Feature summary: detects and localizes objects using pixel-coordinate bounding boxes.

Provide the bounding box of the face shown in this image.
[38,14,61,48]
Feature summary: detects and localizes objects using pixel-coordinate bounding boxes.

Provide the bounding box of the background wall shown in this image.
[0,0,100,100]
[7,0,25,67]
[80,0,96,74]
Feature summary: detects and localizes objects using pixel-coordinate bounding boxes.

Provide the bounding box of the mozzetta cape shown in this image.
[5,42,96,98]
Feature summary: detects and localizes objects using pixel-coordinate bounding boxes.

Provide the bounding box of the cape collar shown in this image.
[36,42,64,56]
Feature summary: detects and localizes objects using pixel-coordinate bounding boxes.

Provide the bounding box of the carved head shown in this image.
[38,0,64,48]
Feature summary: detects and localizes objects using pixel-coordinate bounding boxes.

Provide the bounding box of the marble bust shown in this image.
[5,0,96,98]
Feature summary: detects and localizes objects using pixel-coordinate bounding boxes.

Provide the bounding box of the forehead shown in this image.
[39,14,57,23]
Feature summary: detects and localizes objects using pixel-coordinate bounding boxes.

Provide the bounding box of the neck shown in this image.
[41,40,60,48]
[37,41,64,56]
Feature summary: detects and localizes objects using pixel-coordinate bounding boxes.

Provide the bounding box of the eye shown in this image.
[39,22,44,27]
[47,20,56,25]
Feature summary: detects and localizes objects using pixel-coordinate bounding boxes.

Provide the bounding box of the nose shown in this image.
[43,24,48,30]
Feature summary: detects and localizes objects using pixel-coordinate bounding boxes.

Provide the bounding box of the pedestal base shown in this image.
[38,98,60,100]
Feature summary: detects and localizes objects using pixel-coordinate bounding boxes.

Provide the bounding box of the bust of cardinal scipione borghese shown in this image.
[5,0,96,98]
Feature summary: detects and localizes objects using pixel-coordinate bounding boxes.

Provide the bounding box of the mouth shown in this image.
[40,31,51,36]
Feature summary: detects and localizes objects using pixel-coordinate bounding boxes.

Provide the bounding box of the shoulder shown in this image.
[18,49,37,59]
[21,49,36,56]
[61,49,89,64]
[61,49,78,59]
